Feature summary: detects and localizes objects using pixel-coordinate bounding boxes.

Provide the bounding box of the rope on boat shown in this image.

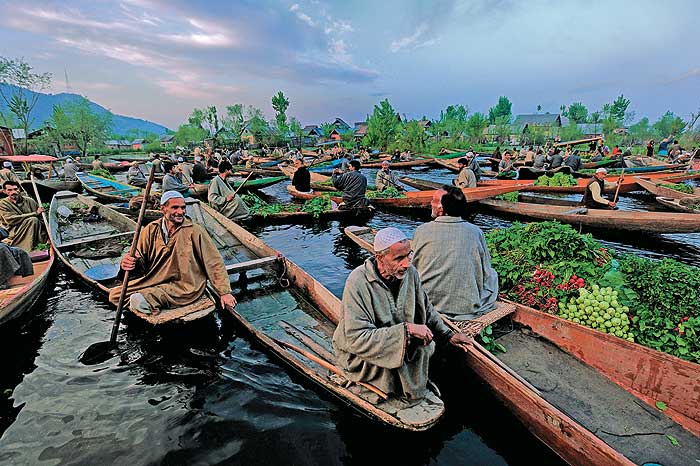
[276,253,290,288]
[451,303,516,337]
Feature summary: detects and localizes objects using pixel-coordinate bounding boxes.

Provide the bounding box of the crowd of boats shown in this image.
[1,136,699,466]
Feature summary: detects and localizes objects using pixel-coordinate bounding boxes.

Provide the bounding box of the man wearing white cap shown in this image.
[333,227,471,407]
[375,160,402,192]
[177,156,194,185]
[127,162,147,187]
[581,168,622,209]
[110,190,236,315]
[63,158,79,181]
[0,161,20,185]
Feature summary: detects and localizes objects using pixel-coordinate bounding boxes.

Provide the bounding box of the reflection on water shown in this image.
[1,166,698,465]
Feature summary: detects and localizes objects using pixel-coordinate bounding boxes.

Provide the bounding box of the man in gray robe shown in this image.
[0,226,33,289]
[208,160,250,221]
[0,161,20,185]
[127,162,147,187]
[332,160,370,209]
[412,186,499,321]
[177,157,194,185]
[161,161,192,195]
[453,158,476,188]
[63,158,79,181]
[333,227,471,405]
[375,161,403,192]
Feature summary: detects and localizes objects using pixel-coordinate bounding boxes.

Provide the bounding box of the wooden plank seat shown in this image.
[57,231,134,251]
[132,292,216,325]
[449,302,517,337]
[224,255,279,274]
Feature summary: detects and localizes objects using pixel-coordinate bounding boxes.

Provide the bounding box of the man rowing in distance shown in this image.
[208,160,250,221]
[453,157,476,188]
[291,158,311,193]
[581,168,623,209]
[375,160,403,192]
[412,186,499,321]
[127,162,147,187]
[110,191,236,315]
[333,227,472,407]
[0,180,47,251]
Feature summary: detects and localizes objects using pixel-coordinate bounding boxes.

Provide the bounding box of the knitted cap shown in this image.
[373,227,407,253]
[160,190,185,205]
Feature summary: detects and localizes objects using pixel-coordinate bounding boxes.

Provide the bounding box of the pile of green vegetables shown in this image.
[486,221,700,363]
[89,169,115,180]
[495,192,519,202]
[658,183,695,194]
[241,193,332,219]
[366,186,405,199]
[533,172,577,187]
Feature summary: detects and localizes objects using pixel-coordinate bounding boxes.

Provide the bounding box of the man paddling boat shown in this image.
[0,180,47,251]
[375,160,402,192]
[208,160,250,221]
[110,190,236,315]
[333,227,471,406]
[332,160,370,209]
[291,158,311,192]
[91,155,105,171]
[413,186,499,321]
[581,168,623,209]
[127,162,147,187]
[63,158,79,181]
[453,157,476,188]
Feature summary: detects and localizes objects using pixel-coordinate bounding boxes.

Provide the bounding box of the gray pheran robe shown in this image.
[412,216,499,321]
[207,175,250,220]
[332,171,370,208]
[333,259,454,400]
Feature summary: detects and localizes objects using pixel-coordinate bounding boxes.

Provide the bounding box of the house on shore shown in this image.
[160,134,175,147]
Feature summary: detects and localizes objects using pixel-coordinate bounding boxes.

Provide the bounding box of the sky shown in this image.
[1,0,699,130]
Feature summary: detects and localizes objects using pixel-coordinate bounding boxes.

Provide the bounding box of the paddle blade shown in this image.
[78,341,118,365]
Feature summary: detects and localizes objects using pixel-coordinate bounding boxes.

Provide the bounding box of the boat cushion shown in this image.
[84,263,121,282]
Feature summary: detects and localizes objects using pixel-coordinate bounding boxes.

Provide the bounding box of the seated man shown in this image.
[333,227,471,405]
[497,151,516,177]
[332,160,370,209]
[127,162,147,187]
[375,161,402,192]
[581,168,622,209]
[208,160,250,221]
[91,155,106,171]
[413,186,499,321]
[453,158,476,188]
[0,181,47,251]
[63,158,79,181]
[0,162,20,185]
[161,161,192,195]
[110,191,236,315]
[564,150,582,171]
[0,227,33,289]
[291,158,311,193]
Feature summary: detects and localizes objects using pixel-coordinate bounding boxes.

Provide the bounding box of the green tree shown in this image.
[488,96,512,124]
[271,91,290,135]
[652,111,686,138]
[564,102,588,123]
[589,111,602,134]
[288,117,304,148]
[362,99,400,150]
[610,94,631,122]
[245,106,269,144]
[628,117,654,143]
[0,57,52,154]
[394,120,425,152]
[319,122,334,138]
[493,115,511,143]
[173,123,208,147]
[46,97,112,156]
[435,104,468,140]
[220,104,248,144]
[559,120,584,142]
[466,112,489,143]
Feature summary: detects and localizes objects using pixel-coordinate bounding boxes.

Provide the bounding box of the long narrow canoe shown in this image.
[0,249,54,326]
[189,201,445,431]
[634,176,700,199]
[478,171,700,194]
[78,162,129,173]
[429,158,460,173]
[553,136,603,147]
[49,192,215,324]
[344,226,700,466]
[190,176,288,197]
[655,196,700,213]
[77,172,141,202]
[360,157,431,168]
[278,163,331,184]
[398,176,443,191]
[581,159,618,169]
[478,198,700,233]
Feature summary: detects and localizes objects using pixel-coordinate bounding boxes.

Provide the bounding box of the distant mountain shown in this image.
[0,84,170,136]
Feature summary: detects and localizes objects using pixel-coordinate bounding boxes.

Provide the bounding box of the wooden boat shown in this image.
[190,176,287,197]
[343,226,700,466]
[48,192,221,324]
[187,201,445,430]
[77,172,142,202]
[553,136,603,147]
[517,166,573,180]
[79,162,129,173]
[0,155,82,198]
[634,176,700,199]
[360,157,431,168]
[398,176,443,191]
[235,167,284,177]
[428,151,467,159]
[107,155,150,163]
[0,249,54,326]
[430,158,460,172]
[581,159,618,169]
[655,196,700,213]
[478,198,700,233]
[278,163,331,184]
[478,171,700,194]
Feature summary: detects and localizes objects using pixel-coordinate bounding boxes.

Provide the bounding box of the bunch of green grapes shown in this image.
[557,285,635,342]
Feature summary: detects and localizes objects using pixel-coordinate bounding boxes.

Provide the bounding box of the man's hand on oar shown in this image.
[450,332,474,351]
[221,293,237,310]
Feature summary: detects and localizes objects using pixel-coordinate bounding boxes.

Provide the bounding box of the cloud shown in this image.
[159,32,235,48]
[660,68,700,85]
[390,24,435,52]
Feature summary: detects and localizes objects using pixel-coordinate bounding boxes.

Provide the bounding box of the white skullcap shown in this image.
[381,160,389,166]
[66,158,73,162]
[177,157,184,162]
[595,168,608,174]
[194,156,202,162]
[373,227,407,253]
[160,190,185,205]
[3,161,12,168]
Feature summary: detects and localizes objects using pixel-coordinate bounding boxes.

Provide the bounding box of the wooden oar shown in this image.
[232,170,254,197]
[109,164,157,343]
[29,175,50,230]
[612,168,625,204]
[273,337,388,401]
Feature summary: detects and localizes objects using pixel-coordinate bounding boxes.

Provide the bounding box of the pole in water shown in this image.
[79,165,157,365]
